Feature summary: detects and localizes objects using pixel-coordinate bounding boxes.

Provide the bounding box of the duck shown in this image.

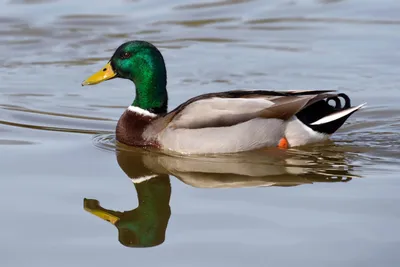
[82,40,365,154]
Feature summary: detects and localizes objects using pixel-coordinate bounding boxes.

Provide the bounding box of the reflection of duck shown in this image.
[84,151,171,248]
[156,153,354,188]
[151,146,357,188]
[84,145,358,247]
[82,40,364,154]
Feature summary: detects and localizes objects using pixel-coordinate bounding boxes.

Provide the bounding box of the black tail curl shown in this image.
[296,93,354,134]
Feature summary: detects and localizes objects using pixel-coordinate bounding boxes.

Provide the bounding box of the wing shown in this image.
[169,97,275,129]
[160,90,338,129]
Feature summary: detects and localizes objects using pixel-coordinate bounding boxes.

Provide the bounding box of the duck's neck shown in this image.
[131,71,168,115]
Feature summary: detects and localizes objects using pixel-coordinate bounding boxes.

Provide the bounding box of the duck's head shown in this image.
[82,40,168,113]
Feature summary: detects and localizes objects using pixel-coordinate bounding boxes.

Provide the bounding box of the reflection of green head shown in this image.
[84,174,171,248]
[115,175,171,247]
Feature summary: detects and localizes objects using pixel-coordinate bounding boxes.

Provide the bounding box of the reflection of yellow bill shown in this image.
[86,210,120,225]
[81,61,116,86]
[84,200,120,225]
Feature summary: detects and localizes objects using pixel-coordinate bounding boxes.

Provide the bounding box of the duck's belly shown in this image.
[157,118,285,154]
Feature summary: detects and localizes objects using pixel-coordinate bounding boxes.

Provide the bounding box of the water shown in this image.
[1,0,400,266]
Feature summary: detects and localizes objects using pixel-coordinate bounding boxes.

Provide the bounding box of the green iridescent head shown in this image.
[82,40,168,114]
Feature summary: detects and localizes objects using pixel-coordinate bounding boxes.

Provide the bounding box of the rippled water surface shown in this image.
[1,0,400,266]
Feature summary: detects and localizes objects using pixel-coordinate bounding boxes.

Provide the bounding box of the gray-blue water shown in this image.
[0,0,399,266]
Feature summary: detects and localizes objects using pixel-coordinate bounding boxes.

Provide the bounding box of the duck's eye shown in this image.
[120,52,131,59]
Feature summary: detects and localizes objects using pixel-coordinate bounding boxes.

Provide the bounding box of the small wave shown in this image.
[92,133,117,152]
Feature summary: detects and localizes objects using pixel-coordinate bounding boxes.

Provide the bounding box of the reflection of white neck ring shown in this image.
[131,174,158,184]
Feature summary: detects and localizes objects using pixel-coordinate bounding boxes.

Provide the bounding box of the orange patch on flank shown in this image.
[278,137,289,149]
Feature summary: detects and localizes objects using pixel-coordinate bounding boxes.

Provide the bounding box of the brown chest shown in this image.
[116,110,160,148]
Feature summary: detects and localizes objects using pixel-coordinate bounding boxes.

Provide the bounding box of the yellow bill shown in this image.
[81,61,116,86]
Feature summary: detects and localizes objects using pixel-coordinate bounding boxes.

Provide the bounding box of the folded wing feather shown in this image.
[169,97,275,129]
[168,94,329,129]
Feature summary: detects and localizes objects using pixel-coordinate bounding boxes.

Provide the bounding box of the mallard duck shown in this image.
[82,40,365,154]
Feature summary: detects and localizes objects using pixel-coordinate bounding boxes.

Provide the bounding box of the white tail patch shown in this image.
[310,103,366,126]
[127,106,157,118]
[131,174,158,184]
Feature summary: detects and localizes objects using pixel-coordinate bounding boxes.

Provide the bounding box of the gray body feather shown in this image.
[136,90,364,154]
